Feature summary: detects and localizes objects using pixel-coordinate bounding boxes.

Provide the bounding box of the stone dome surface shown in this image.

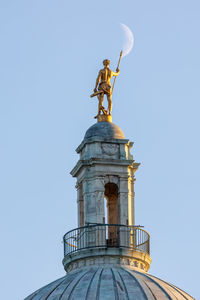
[84,122,125,140]
[25,266,194,300]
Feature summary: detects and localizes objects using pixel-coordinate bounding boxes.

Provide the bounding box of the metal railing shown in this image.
[63,224,150,256]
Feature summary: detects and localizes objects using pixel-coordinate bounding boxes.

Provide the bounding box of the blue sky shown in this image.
[0,0,200,299]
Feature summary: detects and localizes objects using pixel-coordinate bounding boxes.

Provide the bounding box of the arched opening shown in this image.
[104,182,118,224]
[104,183,118,246]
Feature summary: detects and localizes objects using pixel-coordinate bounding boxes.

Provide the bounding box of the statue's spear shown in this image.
[112,50,123,94]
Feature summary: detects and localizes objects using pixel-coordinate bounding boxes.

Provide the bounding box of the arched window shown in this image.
[104,182,118,224]
[104,183,119,246]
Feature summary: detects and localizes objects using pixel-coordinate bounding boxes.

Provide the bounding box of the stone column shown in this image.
[118,176,129,225]
[76,182,84,227]
[128,177,135,226]
[82,177,105,248]
[82,177,105,224]
[118,176,133,247]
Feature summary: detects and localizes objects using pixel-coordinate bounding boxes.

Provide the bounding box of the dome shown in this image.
[84,122,125,140]
[25,266,194,300]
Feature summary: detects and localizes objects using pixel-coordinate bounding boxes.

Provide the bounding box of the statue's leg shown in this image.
[98,93,104,115]
[107,94,112,115]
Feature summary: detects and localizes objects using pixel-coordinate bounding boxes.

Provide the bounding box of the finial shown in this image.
[90,51,123,122]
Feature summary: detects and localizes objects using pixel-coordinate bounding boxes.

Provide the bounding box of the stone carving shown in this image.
[102,143,119,156]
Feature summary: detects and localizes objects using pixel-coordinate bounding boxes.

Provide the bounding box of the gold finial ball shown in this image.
[97,114,112,123]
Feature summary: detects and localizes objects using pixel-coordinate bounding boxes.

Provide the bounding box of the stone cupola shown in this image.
[71,121,139,228]
[62,120,151,274]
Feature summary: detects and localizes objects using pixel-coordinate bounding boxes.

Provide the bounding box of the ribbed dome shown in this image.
[84,122,125,140]
[25,266,194,300]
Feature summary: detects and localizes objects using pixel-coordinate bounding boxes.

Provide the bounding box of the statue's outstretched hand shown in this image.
[116,68,120,73]
[94,88,97,93]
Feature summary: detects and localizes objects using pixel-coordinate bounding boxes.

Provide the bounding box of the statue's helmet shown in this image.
[103,59,110,66]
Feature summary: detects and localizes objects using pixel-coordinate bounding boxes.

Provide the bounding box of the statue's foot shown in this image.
[94,113,100,119]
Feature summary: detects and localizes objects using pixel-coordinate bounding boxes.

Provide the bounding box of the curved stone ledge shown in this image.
[62,247,152,274]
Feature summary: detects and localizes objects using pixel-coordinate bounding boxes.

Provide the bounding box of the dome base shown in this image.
[62,247,152,274]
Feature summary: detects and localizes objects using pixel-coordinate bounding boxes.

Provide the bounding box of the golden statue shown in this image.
[90,51,122,122]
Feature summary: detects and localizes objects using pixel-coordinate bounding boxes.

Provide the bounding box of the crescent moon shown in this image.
[120,23,134,57]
